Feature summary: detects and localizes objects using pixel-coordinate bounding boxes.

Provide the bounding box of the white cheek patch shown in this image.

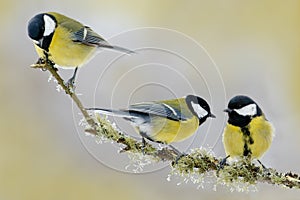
[43,15,56,36]
[191,101,208,118]
[234,103,257,116]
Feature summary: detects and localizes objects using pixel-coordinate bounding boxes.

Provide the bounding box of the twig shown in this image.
[31,60,96,130]
[31,60,300,190]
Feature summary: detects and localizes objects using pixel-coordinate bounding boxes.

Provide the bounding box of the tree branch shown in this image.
[31,61,300,190]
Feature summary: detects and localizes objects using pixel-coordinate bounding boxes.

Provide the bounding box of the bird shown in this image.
[27,12,134,87]
[87,95,215,154]
[222,95,274,167]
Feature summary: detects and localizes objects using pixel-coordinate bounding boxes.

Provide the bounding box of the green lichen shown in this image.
[32,61,300,191]
[173,148,218,175]
[94,114,157,155]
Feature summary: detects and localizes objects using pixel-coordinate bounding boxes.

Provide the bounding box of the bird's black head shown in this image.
[224,95,262,127]
[28,13,45,41]
[27,13,57,50]
[185,95,215,126]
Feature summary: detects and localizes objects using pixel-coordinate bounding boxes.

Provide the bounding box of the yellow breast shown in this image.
[222,124,244,158]
[144,116,199,144]
[222,116,274,159]
[35,26,97,68]
[248,117,274,159]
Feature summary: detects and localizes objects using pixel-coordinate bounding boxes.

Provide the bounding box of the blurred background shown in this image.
[1,0,300,199]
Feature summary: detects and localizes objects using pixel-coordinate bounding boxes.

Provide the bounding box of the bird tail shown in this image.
[98,44,135,54]
[86,108,134,118]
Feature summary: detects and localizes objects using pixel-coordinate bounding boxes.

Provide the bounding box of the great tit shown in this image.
[87,95,215,152]
[27,12,134,86]
[222,95,274,165]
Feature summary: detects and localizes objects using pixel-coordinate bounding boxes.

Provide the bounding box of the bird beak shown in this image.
[223,108,232,113]
[209,113,216,118]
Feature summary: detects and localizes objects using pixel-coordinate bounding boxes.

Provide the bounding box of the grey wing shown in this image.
[72,26,135,53]
[72,26,110,46]
[127,102,188,121]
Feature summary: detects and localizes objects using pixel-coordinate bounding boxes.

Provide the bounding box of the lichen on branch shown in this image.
[31,60,300,190]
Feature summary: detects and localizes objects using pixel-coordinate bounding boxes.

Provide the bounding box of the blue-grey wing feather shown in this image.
[127,103,187,121]
[72,26,134,54]
[72,26,109,46]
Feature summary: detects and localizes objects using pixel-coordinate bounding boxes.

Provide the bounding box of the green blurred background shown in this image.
[1,0,300,199]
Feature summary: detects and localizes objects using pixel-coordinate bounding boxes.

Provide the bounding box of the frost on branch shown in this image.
[31,61,300,191]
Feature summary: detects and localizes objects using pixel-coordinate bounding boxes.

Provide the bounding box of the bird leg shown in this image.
[42,50,55,66]
[216,155,230,176]
[168,145,182,156]
[219,155,230,169]
[257,159,267,169]
[140,137,151,155]
[65,67,78,90]
[168,145,187,164]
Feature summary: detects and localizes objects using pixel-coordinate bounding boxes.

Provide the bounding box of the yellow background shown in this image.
[1,0,300,199]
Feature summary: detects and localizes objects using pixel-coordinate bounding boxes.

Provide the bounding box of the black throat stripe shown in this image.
[241,126,254,157]
[37,32,55,52]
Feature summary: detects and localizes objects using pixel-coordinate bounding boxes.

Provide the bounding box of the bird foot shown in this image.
[65,77,76,92]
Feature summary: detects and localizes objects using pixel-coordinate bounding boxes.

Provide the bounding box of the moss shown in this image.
[32,61,300,191]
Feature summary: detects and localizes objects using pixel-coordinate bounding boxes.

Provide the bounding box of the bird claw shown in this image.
[174,152,187,164]
[167,145,186,164]
[217,155,230,174]
[140,138,147,155]
[65,77,76,92]
[64,68,78,92]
